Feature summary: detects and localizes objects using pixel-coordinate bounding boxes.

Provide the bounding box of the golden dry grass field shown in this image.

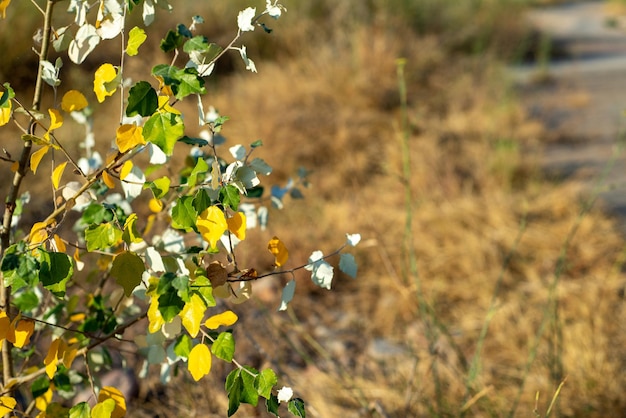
[1,1,625,417]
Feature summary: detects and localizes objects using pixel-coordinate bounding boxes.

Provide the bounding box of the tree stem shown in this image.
[0,0,56,398]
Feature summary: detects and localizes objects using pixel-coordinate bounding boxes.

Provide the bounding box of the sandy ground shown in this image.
[513,1,626,219]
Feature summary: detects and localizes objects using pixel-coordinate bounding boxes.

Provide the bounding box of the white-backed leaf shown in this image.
[249,157,272,175]
[339,253,357,278]
[120,164,146,200]
[68,24,100,64]
[278,280,295,311]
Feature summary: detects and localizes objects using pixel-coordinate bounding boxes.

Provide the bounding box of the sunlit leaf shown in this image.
[305,251,334,290]
[0,100,11,126]
[288,398,306,417]
[219,184,240,211]
[346,233,361,247]
[69,23,100,64]
[255,369,277,398]
[122,213,143,244]
[204,310,238,329]
[30,145,49,174]
[179,293,206,338]
[91,398,116,418]
[29,220,51,245]
[143,110,184,156]
[93,63,118,103]
[126,26,147,56]
[38,250,73,297]
[174,334,193,359]
[197,206,228,250]
[267,236,288,267]
[0,396,16,415]
[226,212,246,241]
[116,124,145,153]
[0,0,11,19]
[110,251,145,296]
[120,160,133,180]
[69,402,90,418]
[53,234,66,253]
[102,170,116,188]
[188,157,208,188]
[61,90,88,112]
[13,318,34,348]
[211,331,235,362]
[0,310,15,344]
[85,222,123,252]
[188,343,211,381]
[147,296,165,333]
[44,338,61,378]
[97,386,126,418]
[52,162,68,189]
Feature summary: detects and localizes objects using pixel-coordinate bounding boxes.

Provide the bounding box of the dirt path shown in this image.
[513,1,626,217]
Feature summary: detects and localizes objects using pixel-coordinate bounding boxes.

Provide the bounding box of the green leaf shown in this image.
[288,398,306,417]
[126,26,147,56]
[240,366,259,406]
[147,176,171,199]
[0,83,15,108]
[160,30,184,52]
[177,23,192,38]
[85,223,123,252]
[219,184,240,211]
[183,36,209,53]
[193,276,216,308]
[69,402,90,418]
[189,158,208,188]
[211,331,235,362]
[158,291,185,321]
[174,68,205,100]
[174,334,193,359]
[1,242,39,291]
[255,369,277,398]
[192,189,212,214]
[226,369,242,417]
[266,394,280,416]
[250,139,263,148]
[246,186,264,198]
[126,81,158,117]
[152,64,178,87]
[110,251,145,297]
[171,196,198,231]
[13,289,40,312]
[31,375,50,398]
[178,136,209,147]
[82,203,113,225]
[143,111,184,156]
[171,274,190,302]
[38,250,73,297]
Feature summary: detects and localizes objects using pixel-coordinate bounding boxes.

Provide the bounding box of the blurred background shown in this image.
[2,0,626,416]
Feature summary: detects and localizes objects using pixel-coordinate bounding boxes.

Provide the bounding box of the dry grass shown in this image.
[2,1,626,417]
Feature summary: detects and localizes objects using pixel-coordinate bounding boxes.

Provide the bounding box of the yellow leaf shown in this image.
[157,95,180,115]
[92,398,116,418]
[126,26,147,56]
[120,160,133,181]
[102,170,116,189]
[147,296,164,334]
[61,90,88,112]
[148,198,163,213]
[30,145,49,174]
[155,76,174,97]
[10,160,17,172]
[204,310,238,329]
[116,124,145,153]
[73,248,85,271]
[43,338,61,378]
[227,212,246,241]
[197,206,228,250]
[0,396,16,415]
[59,339,78,368]
[98,386,126,418]
[123,213,143,243]
[180,294,206,338]
[0,100,11,126]
[0,0,11,19]
[53,234,66,252]
[188,343,212,381]
[29,220,51,245]
[48,108,63,131]
[0,311,15,343]
[268,236,289,267]
[69,312,85,322]
[13,318,34,348]
[35,387,52,412]
[52,161,67,189]
[94,63,118,103]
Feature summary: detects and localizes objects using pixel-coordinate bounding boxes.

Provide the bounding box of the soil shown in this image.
[513,1,626,221]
